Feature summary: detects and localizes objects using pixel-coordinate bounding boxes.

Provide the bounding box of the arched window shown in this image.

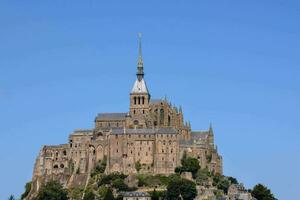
[138,97,140,104]
[160,109,164,125]
[63,150,67,156]
[134,97,137,105]
[53,164,58,169]
[168,115,171,126]
[142,97,145,104]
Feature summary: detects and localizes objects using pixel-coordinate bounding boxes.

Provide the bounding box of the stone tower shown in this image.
[129,34,151,127]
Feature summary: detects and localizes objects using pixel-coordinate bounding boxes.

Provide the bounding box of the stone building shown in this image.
[122,192,151,200]
[28,35,223,198]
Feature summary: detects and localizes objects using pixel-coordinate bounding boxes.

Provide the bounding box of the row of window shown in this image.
[133,96,146,105]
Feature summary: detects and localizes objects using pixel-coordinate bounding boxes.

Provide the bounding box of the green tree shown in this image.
[251,184,276,200]
[34,180,68,200]
[112,178,129,191]
[177,151,200,178]
[21,181,32,199]
[91,156,107,177]
[69,187,83,200]
[227,176,238,184]
[212,174,230,194]
[135,160,142,172]
[195,168,209,186]
[83,190,95,200]
[103,187,114,200]
[166,176,197,200]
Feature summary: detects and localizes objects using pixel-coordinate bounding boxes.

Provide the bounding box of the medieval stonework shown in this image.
[28,36,223,198]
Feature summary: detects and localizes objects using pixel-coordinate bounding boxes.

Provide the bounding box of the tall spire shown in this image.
[209,123,214,134]
[137,33,144,81]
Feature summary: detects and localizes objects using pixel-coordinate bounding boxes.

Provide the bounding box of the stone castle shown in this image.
[29,36,223,197]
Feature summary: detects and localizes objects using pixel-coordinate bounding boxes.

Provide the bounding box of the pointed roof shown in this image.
[131,33,149,94]
[131,78,149,93]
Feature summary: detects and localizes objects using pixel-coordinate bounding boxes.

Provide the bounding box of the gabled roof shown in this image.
[96,113,127,121]
[131,78,149,93]
[150,98,164,104]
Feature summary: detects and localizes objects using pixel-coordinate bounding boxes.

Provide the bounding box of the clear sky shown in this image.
[0,1,299,199]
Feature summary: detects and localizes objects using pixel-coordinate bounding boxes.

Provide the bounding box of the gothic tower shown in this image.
[129,34,151,126]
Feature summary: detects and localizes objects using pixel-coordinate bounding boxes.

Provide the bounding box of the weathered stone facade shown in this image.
[27,36,223,199]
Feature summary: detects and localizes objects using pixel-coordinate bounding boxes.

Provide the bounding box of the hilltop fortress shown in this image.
[28,36,223,197]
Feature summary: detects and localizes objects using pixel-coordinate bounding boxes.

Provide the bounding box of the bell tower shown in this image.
[129,33,151,118]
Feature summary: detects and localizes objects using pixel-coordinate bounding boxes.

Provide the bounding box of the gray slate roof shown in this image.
[111,128,177,135]
[150,99,164,104]
[122,191,150,197]
[96,112,127,120]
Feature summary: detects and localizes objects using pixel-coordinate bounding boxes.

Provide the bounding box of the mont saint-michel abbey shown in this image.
[30,36,223,195]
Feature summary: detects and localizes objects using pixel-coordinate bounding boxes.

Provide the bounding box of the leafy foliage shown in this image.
[227,176,238,184]
[98,173,127,186]
[212,174,230,194]
[176,151,200,178]
[149,190,166,200]
[137,174,170,187]
[21,181,32,199]
[69,187,83,200]
[103,187,114,200]
[83,189,95,200]
[135,160,142,172]
[33,180,68,200]
[112,178,130,191]
[166,175,197,200]
[195,168,210,186]
[91,156,107,177]
[251,184,276,200]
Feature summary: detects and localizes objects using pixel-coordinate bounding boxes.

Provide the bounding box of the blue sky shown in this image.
[0,1,299,199]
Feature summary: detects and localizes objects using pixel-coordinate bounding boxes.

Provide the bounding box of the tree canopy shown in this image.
[251,184,276,200]
[34,180,68,200]
[175,151,200,178]
[166,175,197,200]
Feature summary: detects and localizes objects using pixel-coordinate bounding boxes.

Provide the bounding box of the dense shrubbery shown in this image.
[166,174,197,200]
[212,174,231,194]
[251,184,277,200]
[91,156,107,177]
[137,174,170,187]
[33,180,68,200]
[135,160,142,172]
[20,181,31,199]
[149,189,166,200]
[69,187,83,200]
[175,151,200,178]
[83,189,95,200]
[97,172,136,192]
[98,173,127,186]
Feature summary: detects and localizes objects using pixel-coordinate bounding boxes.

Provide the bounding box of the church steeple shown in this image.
[129,34,150,120]
[137,33,144,81]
